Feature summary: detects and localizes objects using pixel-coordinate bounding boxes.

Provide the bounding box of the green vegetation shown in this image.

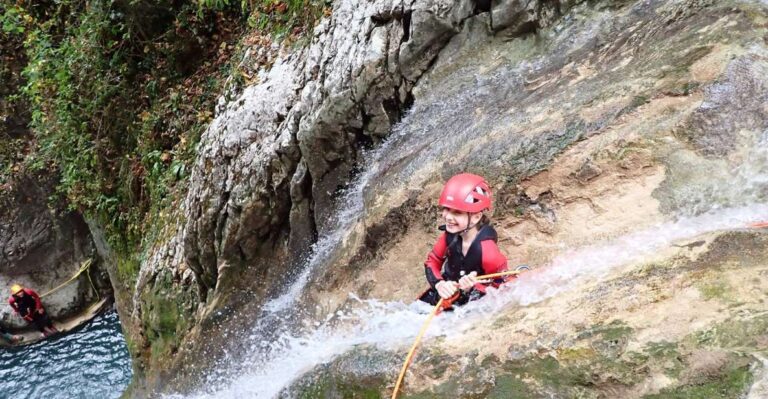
[140,269,196,364]
[643,360,753,399]
[645,341,684,378]
[485,375,536,399]
[697,280,732,301]
[243,0,329,38]
[687,313,768,349]
[286,347,395,399]
[0,0,327,285]
[577,319,634,343]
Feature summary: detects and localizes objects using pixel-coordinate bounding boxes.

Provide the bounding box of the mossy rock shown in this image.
[685,313,768,350]
[283,346,399,399]
[577,320,634,359]
[643,354,753,399]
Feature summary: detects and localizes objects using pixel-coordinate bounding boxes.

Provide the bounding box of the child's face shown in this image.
[442,207,477,233]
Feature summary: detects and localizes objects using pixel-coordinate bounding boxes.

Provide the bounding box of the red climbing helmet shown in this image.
[438,173,492,213]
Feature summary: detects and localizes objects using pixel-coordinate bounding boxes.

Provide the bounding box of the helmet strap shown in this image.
[460,213,483,235]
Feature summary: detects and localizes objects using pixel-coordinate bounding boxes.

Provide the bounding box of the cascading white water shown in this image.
[179,203,768,399]
[185,122,420,390]
[189,137,768,398]
[747,353,768,399]
[160,0,768,393]
[166,86,768,398]
[175,115,768,399]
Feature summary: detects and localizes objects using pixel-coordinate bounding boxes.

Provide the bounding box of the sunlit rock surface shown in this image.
[125,0,768,396]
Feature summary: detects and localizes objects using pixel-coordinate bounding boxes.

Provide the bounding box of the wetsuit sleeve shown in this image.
[475,240,508,293]
[27,289,43,311]
[424,233,448,288]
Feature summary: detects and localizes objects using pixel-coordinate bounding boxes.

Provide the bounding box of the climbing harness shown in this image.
[435,266,531,314]
[391,267,529,399]
[40,259,98,300]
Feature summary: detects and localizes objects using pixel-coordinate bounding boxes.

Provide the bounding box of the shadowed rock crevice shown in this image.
[0,173,110,328]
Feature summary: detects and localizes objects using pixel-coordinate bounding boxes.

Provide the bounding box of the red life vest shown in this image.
[8,288,43,319]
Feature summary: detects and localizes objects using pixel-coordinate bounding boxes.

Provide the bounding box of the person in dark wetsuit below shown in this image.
[0,324,23,344]
[419,173,512,310]
[8,284,58,338]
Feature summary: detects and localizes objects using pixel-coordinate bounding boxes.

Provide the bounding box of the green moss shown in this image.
[149,334,175,361]
[644,341,684,378]
[139,272,196,365]
[485,374,537,399]
[117,256,141,287]
[645,341,677,358]
[292,376,387,399]
[630,95,651,108]
[642,362,753,399]
[697,281,732,301]
[286,346,396,398]
[577,320,633,342]
[504,355,593,391]
[558,347,598,362]
[429,332,748,399]
[686,314,768,349]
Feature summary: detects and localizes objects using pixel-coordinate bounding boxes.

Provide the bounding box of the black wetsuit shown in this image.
[419,224,509,307]
[13,294,37,318]
[9,289,54,332]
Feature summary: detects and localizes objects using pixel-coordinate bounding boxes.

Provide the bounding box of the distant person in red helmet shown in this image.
[8,284,58,338]
[419,173,514,310]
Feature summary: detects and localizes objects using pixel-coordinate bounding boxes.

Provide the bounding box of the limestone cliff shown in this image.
[0,24,110,334]
[108,0,768,396]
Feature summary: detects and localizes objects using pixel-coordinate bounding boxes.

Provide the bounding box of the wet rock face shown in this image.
[130,0,565,391]
[285,228,768,398]
[129,0,768,394]
[132,0,509,390]
[280,347,400,398]
[677,54,768,157]
[175,0,590,310]
[0,175,101,327]
[0,181,88,276]
[180,0,488,303]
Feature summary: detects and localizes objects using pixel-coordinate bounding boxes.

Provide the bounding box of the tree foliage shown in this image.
[0,0,326,281]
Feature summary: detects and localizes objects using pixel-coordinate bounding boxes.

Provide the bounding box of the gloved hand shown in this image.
[435,280,458,299]
[458,271,478,291]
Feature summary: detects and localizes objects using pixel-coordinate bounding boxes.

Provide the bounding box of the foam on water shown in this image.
[178,203,768,399]
[0,310,132,398]
[181,121,768,399]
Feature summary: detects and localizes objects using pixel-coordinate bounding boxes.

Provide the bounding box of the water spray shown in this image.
[391,269,526,399]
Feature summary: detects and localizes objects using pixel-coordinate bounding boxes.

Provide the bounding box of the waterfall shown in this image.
[176,203,768,399]
[173,129,768,398]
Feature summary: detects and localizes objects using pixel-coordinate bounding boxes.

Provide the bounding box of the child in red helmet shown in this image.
[418,173,510,309]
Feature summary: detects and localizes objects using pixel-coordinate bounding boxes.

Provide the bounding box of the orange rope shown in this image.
[391,269,524,398]
[391,298,443,399]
